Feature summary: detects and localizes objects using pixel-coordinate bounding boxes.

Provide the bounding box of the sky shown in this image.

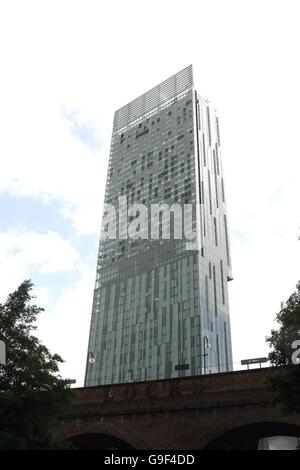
[0,0,300,386]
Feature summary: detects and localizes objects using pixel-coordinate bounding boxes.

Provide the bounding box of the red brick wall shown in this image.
[55,368,300,449]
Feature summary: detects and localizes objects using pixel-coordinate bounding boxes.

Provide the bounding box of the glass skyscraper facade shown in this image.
[85,65,233,386]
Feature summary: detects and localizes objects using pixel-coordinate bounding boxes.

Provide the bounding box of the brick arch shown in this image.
[54,420,149,450]
[191,408,300,449]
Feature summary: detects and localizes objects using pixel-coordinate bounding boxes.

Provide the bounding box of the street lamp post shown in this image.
[88,352,95,364]
[202,336,210,375]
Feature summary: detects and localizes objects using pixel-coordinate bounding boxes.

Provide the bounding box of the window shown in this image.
[224,215,230,266]
[220,260,225,304]
[213,265,217,317]
[208,171,212,215]
[206,107,211,146]
[202,134,206,166]
[205,275,209,328]
[216,117,220,145]
[221,178,225,202]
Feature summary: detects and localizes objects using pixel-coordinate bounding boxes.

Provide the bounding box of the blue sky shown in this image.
[1,0,300,385]
[0,195,72,236]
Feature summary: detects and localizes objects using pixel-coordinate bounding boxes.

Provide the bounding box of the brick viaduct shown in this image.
[54,368,300,449]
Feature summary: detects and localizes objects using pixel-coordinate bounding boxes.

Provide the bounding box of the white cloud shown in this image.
[0,229,79,301]
[0,97,108,235]
[37,268,95,387]
[34,286,51,309]
[229,185,300,366]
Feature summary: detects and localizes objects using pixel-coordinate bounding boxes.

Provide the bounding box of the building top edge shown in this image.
[113,65,193,133]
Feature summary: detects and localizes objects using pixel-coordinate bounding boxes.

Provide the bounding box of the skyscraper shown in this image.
[85,65,233,386]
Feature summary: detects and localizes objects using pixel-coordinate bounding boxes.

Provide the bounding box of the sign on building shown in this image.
[241,357,268,369]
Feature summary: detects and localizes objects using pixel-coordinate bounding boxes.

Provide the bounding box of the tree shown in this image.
[0,280,74,449]
[266,281,300,413]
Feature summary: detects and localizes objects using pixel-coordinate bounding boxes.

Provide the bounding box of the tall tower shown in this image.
[85,65,233,386]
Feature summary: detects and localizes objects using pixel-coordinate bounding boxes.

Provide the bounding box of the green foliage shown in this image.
[0,280,75,449]
[266,281,300,413]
